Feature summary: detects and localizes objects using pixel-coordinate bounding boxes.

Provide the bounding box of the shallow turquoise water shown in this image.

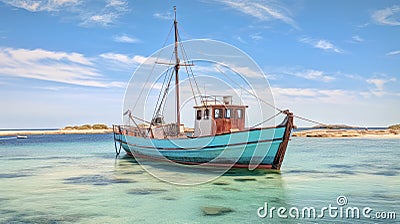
[0,134,398,223]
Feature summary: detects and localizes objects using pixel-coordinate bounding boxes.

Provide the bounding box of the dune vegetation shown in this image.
[62,124,109,130]
[388,124,400,130]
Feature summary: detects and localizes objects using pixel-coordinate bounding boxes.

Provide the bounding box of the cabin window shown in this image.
[204,109,210,120]
[236,109,243,119]
[214,108,223,119]
[225,109,231,118]
[196,110,202,120]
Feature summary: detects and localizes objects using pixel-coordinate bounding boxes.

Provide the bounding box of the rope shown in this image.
[250,111,282,128]
[149,26,177,129]
[152,66,171,118]
[214,65,283,113]
[293,114,327,126]
[159,70,175,117]
[176,29,198,105]
[178,33,203,104]
[114,139,122,155]
[178,22,202,105]
[113,125,122,155]
[132,24,174,112]
[131,115,151,124]
[152,63,174,119]
[213,66,330,127]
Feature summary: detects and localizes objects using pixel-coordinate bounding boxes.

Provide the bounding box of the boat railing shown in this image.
[199,95,233,106]
[113,123,184,139]
[113,124,148,137]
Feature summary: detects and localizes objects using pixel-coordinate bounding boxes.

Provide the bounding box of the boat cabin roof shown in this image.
[193,104,248,109]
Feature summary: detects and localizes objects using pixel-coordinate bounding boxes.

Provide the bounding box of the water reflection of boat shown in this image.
[113,7,293,170]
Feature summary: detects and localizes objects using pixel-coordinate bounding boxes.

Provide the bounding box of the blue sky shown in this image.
[0,0,399,128]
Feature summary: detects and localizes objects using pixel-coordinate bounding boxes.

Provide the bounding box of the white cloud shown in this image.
[5,48,94,66]
[216,0,298,29]
[1,0,79,12]
[366,77,396,96]
[0,47,125,88]
[236,36,247,44]
[272,87,317,97]
[106,0,127,8]
[335,71,363,80]
[113,34,140,43]
[386,50,400,56]
[367,77,396,90]
[357,23,370,28]
[231,65,264,78]
[296,69,335,82]
[87,14,116,26]
[215,64,265,79]
[372,5,400,26]
[352,35,364,42]
[272,87,358,104]
[1,0,130,27]
[315,40,341,53]
[83,0,129,26]
[99,53,149,64]
[276,68,335,82]
[250,33,263,40]
[299,37,343,53]
[153,12,174,20]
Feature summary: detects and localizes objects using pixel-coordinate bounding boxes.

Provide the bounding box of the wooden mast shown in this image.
[173,6,181,130]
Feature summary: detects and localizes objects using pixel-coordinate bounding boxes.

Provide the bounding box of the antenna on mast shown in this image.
[174,5,177,20]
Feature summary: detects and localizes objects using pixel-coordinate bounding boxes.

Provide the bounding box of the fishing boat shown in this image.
[113,7,293,170]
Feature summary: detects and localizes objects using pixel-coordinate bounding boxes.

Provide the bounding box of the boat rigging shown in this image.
[113,6,296,170]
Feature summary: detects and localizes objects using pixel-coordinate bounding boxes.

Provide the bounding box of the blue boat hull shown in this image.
[113,113,293,169]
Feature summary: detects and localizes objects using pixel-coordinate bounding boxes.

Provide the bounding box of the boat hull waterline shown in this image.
[113,113,293,170]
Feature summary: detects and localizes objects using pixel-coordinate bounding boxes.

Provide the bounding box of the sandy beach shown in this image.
[0,129,113,137]
[293,129,400,138]
[2,128,399,138]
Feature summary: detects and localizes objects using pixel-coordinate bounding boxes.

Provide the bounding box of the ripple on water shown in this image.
[0,209,16,216]
[327,164,354,169]
[63,174,136,186]
[222,187,241,192]
[0,173,32,179]
[160,196,178,201]
[372,170,398,176]
[3,214,82,223]
[284,169,326,175]
[203,195,224,200]
[121,170,145,175]
[127,188,168,195]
